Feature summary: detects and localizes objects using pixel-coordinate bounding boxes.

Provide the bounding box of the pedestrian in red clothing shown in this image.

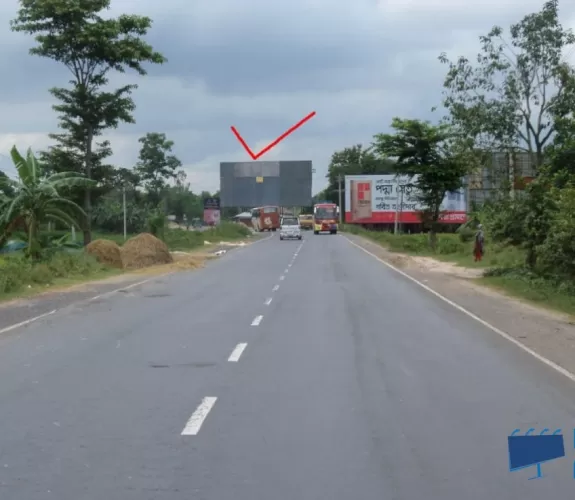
[474,224,484,262]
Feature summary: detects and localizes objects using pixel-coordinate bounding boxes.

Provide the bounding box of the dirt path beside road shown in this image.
[345,233,575,379]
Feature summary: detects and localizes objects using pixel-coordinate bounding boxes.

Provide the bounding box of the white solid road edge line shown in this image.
[251,315,263,326]
[181,397,218,435]
[265,297,273,305]
[344,236,575,384]
[249,233,274,245]
[228,343,247,362]
[90,276,158,301]
[1,275,168,336]
[0,309,57,335]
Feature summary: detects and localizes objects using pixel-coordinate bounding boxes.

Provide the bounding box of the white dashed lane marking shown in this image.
[265,297,273,305]
[251,315,263,326]
[181,397,217,436]
[279,275,285,281]
[228,343,247,362]
[273,285,279,291]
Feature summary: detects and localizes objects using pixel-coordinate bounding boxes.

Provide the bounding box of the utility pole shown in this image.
[122,185,127,241]
[337,174,343,224]
[393,178,406,235]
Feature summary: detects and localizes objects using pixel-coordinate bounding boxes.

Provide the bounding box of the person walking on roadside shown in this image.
[474,224,484,262]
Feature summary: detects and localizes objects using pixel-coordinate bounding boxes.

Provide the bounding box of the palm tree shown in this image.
[0,146,94,258]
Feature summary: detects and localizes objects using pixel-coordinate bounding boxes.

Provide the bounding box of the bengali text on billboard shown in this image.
[344,175,466,224]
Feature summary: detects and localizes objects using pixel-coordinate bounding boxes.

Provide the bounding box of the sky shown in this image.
[1,0,575,195]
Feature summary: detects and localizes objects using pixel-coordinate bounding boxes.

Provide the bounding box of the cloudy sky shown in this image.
[1,0,574,194]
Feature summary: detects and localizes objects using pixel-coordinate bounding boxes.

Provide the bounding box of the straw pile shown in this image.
[85,239,123,268]
[121,233,173,269]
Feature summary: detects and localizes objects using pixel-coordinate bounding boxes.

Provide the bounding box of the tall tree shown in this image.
[325,144,395,209]
[135,132,183,206]
[372,118,468,249]
[438,0,575,168]
[11,0,166,245]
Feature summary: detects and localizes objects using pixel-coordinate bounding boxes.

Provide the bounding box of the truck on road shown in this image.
[298,214,314,230]
[251,206,280,232]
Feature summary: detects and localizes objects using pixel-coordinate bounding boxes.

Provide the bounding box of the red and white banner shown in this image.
[345,174,467,224]
[344,211,466,223]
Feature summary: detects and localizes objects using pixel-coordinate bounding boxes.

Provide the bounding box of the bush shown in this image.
[457,225,475,243]
[92,200,149,234]
[537,186,575,279]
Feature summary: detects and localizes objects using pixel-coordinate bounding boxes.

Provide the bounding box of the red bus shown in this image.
[251,206,280,232]
[313,202,339,234]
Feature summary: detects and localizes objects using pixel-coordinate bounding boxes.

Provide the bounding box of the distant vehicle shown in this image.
[313,203,339,234]
[279,216,302,240]
[298,214,313,230]
[251,206,280,232]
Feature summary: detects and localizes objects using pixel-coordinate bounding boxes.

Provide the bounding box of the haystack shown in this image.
[121,233,173,269]
[85,239,123,268]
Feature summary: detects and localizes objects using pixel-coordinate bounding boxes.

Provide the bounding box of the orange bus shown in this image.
[251,206,280,232]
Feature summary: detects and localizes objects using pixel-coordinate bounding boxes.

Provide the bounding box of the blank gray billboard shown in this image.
[220,161,312,207]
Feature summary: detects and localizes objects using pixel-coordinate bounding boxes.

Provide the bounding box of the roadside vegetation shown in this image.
[0,221,250,299]
[320,1,575,316]
[0,0,252,301]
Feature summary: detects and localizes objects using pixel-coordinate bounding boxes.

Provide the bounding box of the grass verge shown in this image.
[0,251,122,302]
[342,224,575,317]
[92,222,252,251]
[0,223,252,303]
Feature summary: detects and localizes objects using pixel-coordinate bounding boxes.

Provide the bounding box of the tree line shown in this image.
[318,0,575,285]
[0,0,217,255]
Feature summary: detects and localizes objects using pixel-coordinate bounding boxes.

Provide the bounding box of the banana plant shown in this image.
[0,146,95,259]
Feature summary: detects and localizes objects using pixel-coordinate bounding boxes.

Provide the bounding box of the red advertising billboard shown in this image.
[345,175,467,224]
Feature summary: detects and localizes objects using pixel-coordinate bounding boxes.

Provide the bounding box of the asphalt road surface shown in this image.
[1,232,575,499]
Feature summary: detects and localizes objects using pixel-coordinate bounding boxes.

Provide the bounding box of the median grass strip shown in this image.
[342,224,575,317]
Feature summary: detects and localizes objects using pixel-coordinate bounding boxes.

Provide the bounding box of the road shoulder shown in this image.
[344,232,575,378]
[0,238,263,333]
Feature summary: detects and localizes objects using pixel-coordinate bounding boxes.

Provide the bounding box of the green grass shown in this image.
[481,275,575,316]
[342,224,524,269]
[0,222,252,301]
[162,223,251,250]
[0,251,120,302]
[74,222,252,251]
[342,224,575,317]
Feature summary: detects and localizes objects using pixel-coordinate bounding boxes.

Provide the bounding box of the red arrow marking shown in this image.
[230,111,316,160]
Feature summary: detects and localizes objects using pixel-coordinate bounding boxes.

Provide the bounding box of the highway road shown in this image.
[1,232,575,499]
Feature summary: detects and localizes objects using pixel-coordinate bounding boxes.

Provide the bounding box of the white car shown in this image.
[279,217,302,240]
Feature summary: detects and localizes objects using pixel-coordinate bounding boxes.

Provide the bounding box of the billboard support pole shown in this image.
[394,178,400,234]
[399,188,404,233]
[338,174,343,224]
[122,185,127,241]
